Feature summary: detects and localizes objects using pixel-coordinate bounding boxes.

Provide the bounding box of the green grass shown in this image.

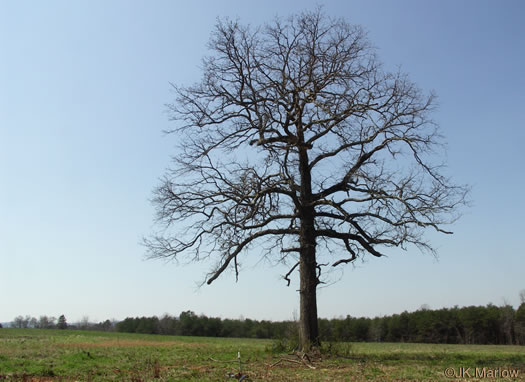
[0,329,524,381]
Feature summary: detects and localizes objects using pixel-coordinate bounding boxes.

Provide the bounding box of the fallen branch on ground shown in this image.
[269,356,316,370]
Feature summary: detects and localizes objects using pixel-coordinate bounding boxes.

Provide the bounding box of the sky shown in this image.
[1,0,524,324]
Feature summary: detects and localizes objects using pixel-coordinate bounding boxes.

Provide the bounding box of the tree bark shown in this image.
[299,220,320,350]
[297,123,320,351]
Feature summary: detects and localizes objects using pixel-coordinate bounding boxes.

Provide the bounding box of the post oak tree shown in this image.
[146,10,468,351]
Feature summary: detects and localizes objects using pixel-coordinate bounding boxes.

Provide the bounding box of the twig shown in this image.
[300,358,316,370]
[269,357,316,370]
[209,357,238,363]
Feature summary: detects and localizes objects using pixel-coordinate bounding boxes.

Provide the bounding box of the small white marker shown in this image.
[238,351,242,373]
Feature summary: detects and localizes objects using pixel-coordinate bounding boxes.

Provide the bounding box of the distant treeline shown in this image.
[115,304,525,345]
[7,303,525,345]
[6,314,114,332]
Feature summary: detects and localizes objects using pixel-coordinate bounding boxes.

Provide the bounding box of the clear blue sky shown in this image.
[1,0,524,324]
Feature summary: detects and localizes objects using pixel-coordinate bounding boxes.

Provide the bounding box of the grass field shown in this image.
[0,329,523,381]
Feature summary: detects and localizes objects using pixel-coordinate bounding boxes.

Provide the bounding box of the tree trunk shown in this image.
[299,224,320,350]
[297,121,320,351]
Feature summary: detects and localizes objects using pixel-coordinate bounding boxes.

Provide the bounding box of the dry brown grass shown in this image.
[57,339,204,348]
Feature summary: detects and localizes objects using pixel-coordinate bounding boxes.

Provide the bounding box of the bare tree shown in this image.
[78,315,91,330]
[146,9,468,351]
[12,316,25,329]
[38,315,56,329]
